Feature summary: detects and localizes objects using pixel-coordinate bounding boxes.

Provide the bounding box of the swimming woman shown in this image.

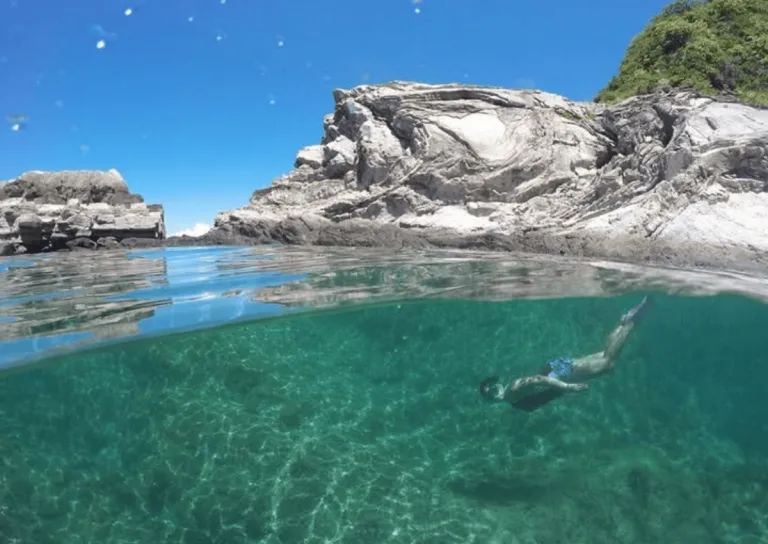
[479,296,651,412]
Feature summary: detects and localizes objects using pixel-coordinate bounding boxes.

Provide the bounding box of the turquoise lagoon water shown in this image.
[1,245,768,543]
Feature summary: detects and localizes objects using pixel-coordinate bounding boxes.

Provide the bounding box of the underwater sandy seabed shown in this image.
[0,294,767,544]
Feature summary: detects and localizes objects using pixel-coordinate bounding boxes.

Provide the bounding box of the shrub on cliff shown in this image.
[596,0,768,105]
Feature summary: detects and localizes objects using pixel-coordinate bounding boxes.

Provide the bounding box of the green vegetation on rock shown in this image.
[596,0,768,105]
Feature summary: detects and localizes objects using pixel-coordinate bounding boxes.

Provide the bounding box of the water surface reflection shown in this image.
[1,245,767,370]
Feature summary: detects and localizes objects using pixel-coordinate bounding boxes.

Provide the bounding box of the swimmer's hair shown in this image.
[479,376,500,401]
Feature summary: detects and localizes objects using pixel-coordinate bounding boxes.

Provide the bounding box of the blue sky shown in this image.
[0,0,670,235]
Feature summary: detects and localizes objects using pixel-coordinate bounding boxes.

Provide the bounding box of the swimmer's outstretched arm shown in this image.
[506,374,588,395]
[481,366,589,404]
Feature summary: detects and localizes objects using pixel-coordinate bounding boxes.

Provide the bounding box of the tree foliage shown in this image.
[595,0,768,105]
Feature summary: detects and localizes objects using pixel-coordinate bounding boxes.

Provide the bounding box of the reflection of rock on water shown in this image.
[0,251,170,351]
[249,247,768,309]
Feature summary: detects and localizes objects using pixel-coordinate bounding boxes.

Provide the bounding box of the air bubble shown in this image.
[7,114,28,132]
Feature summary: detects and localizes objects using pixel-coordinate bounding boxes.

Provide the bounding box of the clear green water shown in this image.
[2,288,768,543]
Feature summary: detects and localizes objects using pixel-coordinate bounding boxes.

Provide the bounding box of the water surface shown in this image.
[3,245,767,370]
[1,246,767,543]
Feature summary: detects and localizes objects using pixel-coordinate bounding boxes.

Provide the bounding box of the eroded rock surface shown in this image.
[0,170,165,255]
[215,82,768,268]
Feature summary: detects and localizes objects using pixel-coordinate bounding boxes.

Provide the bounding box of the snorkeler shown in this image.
[479,296,652,412]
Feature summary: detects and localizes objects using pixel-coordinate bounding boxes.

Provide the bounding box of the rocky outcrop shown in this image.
[214,81,768,268]
[0,169,165,255]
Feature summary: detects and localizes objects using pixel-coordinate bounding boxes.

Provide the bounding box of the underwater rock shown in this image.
[0,169,165,253]
[213,81,768,269]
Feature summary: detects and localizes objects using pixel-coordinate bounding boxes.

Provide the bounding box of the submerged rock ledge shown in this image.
[209,81,768,270]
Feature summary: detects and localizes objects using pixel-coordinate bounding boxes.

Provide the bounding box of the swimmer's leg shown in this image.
[602,296,652,367]
[576,297,652,377]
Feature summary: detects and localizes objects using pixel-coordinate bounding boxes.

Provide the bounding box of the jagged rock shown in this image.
[0,169,165,253]
[66,237,98,251]
[96,236,121,249]
[214,81,768,267]
[295,146,325,169]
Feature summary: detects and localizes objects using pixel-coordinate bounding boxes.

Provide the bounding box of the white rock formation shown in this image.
[215,82,768,267]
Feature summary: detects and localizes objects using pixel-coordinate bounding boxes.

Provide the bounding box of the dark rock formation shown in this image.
[0,170,165,255]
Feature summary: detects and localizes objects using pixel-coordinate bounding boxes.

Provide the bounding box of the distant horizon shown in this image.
[0,0,671,234]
